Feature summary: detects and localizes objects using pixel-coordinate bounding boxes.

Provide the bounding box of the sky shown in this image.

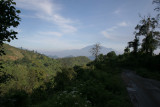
[10,0,158,53]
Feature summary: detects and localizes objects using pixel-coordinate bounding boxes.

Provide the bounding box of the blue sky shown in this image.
[10,0,157,53]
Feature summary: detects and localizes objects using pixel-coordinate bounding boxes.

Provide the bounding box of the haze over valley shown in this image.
[41,45,116,58]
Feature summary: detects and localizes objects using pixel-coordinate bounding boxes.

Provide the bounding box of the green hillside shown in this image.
[1,44,24,61]
[57,56,91,67]
[0,44,133,107]
[0,44,62,94]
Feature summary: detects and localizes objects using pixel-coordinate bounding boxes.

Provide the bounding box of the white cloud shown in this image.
[53,14,77,33]
[38,31,62,37]
[15,0,54,15]
[20,14,37,19]
[101,31,115,39]
[113,9,121,15]
[53,14,72,24]
[118,22,128,27]
[107,26,118,32]
[101,21,128,39]
[15,0,77,34]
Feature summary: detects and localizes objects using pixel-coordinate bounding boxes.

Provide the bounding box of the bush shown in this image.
[1,89,29,107]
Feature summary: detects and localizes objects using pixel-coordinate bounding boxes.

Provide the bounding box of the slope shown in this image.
[0,44,62,94]
[57,56,91,67]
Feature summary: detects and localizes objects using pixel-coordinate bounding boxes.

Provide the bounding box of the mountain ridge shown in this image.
[42,45,116,58]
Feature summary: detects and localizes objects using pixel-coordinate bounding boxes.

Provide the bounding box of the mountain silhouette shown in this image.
[44,45,116,58]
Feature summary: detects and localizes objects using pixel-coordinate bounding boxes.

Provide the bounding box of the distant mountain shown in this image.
[43,45,116,58]
[64,55,75,58]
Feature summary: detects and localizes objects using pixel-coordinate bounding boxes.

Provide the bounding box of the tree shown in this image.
[128,36,140,54]
[54,68,76,90]
[135,16,160,55]
[0,0,21,56]
[124,46,130,54]
[90,43,101,60]
[0,0,21,83]
[106,51,116,58]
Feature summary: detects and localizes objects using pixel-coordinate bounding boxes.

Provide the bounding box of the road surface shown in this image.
[122,70,160,107]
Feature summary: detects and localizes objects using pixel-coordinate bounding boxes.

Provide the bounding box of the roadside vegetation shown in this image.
[0,45,133,107]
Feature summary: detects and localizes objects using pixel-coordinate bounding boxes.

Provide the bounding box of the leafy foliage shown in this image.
[128,16,160,55]
[0,0,21,55]
[57,56,91,67]
[35,66,132,107]
[0,44,133,107]
[0,44,61,96]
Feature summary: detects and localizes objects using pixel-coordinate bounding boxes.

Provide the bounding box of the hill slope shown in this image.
[57,56,91,67]
[0,44,61,94]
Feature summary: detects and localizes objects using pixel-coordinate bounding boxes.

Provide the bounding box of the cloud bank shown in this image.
[101,21,129,40]
[15,0,77,34]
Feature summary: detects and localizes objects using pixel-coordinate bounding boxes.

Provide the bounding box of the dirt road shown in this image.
[122,70,160,107]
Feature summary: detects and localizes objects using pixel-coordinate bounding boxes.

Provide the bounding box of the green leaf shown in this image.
[16,10,21,13]
[12,2,16,5]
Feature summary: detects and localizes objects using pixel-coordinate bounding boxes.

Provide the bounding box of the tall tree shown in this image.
[90,43,101,60]
[0,0,20,83]
[135,16,160,55]
[0,0,21,56]
[124,46,130,54]
[106,51,116,58]
[128,36,140,54]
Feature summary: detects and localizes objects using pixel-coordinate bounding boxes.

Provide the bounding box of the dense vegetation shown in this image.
[35,67,132,107]
[95,51,160,81]
[57,56,91,67]
[0,44,133,107]
[1,43,160,106]
[0,44,61,95]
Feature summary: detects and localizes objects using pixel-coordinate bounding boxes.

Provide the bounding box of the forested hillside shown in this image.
[0,44,61,95]
[0,44,133,107]
[57,56,91,67]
